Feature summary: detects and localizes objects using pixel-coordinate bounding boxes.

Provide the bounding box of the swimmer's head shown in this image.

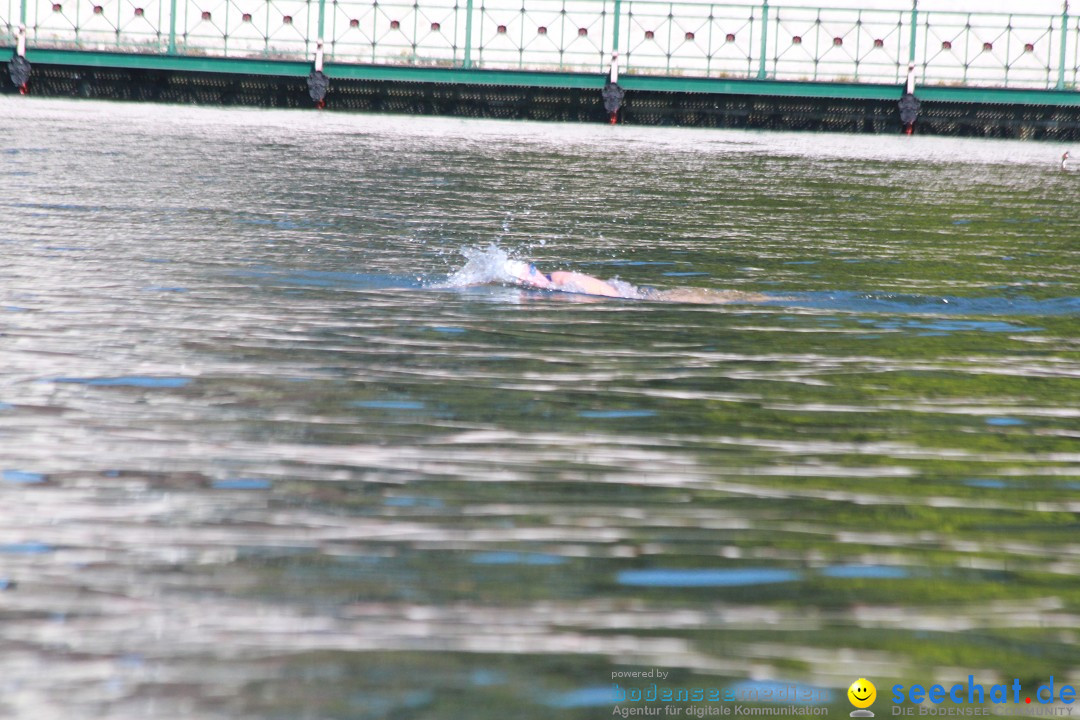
[503,260,551,288]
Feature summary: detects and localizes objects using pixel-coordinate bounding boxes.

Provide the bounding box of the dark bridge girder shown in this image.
[6,62,1080,141]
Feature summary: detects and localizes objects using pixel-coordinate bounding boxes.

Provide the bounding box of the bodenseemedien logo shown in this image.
[849,678,877,718]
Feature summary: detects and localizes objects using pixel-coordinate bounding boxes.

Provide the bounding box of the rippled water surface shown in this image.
[1,97,1079,719]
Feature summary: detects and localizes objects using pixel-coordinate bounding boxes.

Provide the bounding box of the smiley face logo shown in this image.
[848,678,877,713]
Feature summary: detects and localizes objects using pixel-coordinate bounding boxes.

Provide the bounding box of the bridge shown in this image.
[4,0,1080,137]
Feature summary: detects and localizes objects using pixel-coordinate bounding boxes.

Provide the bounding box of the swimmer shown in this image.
[501,258,776,304]
[503,260,623,298]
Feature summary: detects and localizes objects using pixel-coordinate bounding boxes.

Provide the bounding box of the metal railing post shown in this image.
[17,0,27,49]
[757,0,768,79]
[908,0,918,67]
[314,0,327,66]
[462,0,474,68]
[1058,1,1069,89]
[317,0,327,48]
[610,0,621,81]
[612,0,621,55]
[167,0,178,53]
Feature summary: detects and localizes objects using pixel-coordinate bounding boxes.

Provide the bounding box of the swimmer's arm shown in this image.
[548,271,621,297]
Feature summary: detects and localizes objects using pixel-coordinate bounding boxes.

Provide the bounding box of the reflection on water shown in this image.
[0,97,1078,719]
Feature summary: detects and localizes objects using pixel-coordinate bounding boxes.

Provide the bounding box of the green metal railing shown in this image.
[2,0,1079,90]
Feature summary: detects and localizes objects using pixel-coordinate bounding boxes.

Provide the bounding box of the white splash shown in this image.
[436,244,523,289]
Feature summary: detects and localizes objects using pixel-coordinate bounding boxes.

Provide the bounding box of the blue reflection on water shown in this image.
[470,669,507,687]
[384,495,443,508]
[471,551,566,566]
[352,400,426,410]
[617,568,800,587]
[51,376,191,388]
[797,291,1077,317]
[2,469,45,484]
[0,541,54,554]
[964,479,1011,489]
[212,478,272,490]
[230,268,421,290]
[820,565,911,579]
[579,410,657,419]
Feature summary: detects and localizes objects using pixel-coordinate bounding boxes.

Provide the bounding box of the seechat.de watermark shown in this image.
[891,677,1076,716]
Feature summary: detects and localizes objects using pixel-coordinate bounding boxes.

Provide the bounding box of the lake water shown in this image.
[1,97,1078,719]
